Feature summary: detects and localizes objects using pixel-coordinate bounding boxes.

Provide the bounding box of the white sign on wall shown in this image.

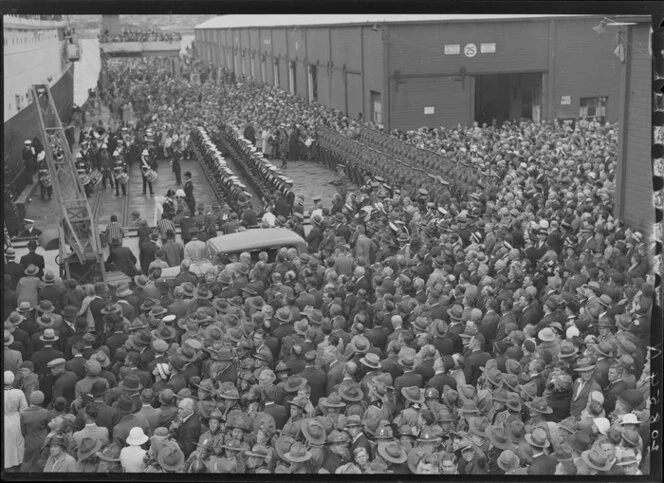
[463,43,478,58]
[480,42,496,53]
[561,96,571,105]
[424,106,435,115]
[444,44,460,55]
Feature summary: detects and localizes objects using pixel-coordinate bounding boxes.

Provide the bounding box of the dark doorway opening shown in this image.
[474,73,542,126]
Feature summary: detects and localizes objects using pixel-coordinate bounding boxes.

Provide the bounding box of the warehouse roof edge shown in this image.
[194,13,650,30]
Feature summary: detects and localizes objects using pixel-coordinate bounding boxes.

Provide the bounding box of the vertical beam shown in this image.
[546,19,556,122]
[360,27,366,120]
[615,25,631,220]
[285,27,290,93]
[382,23,390,130]
[328,26,333,107]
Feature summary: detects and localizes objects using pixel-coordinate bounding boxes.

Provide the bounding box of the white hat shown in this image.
[24,139,32,145]
[142,149,149,156]
[24,218,35,225]
[175,189,185,198]
[589,391,604,404]
[4,370,15,386]
[566,326,580,339]
[126,427,149,446]
[620,413,642,425]
[539,220,549,230]
[593,417,610,435]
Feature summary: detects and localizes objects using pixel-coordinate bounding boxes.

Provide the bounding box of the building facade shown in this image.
[194,14,653,235]
[194,14,649,131]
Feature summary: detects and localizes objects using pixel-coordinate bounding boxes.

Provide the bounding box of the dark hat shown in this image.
[284,376,306,393]
[88,380,108,399]
[618,390,644,411]
[525,397,553,415]
[119,374,143,393]
[37,300,55,313]
[398,354,415,370]
[447,304,464,321]
[152,325,177,341]
[571,430,592,453]
[487,425,513,450]
[115,394,135,414]
[301,419,327,445]
[339,384,364,403]
[401,386,424,404]
[96,444,121,462]
[158,444,185,471]
[77,437,103,462]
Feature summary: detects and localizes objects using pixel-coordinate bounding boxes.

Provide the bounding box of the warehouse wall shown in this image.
[551,18,621,122]
[386,19,549,129]
[196,16,625,129]
[198,23,380,118]
[615,21,654,236]
[362,26,384,122]
[390,76,472,130]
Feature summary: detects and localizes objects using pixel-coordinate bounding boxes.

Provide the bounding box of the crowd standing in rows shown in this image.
[3,50,656,475]
[99,28,182,44]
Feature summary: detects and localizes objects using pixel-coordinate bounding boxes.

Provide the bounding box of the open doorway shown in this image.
[474,73,542,126]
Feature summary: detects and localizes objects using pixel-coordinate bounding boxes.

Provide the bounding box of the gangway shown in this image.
[30,84,106,282]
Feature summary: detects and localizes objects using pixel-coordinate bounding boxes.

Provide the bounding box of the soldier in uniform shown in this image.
[113,150,129,197]
[22,139,36,185]
[37,152,53,201]
[75,152,92,198]
[183,172,196,216]
[141,149,157,195]
[98,144,114,190]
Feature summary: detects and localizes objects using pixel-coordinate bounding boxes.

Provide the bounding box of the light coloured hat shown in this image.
[126,426,149,446]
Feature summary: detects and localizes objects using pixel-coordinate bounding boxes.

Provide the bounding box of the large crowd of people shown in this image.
[99,28,182,44]
[3,52,657,475]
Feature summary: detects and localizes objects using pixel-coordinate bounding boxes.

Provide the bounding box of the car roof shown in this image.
[204,228,306,254]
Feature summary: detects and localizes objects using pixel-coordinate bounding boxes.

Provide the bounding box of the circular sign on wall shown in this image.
[464,43,478,58]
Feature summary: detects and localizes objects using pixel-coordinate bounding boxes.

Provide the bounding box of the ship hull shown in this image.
[3,63,75,196]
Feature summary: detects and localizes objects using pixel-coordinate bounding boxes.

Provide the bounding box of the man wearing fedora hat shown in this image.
[525,427,557,474]
[38,270,66,313]
[30,328,64,380]
[74,402,110,449]
[17,263,41,309]
[570,357,601,419]
[45,357,78,407]
[394,354,423,395]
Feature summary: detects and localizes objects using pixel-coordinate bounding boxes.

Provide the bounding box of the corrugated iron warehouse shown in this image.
[194,14,652,233]
[194,14,648,130]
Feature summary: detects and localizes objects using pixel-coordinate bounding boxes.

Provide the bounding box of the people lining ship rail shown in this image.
[2,53,656,476]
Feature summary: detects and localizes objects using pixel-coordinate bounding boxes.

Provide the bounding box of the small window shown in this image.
[579,96,607,119]
[15,94,21,111]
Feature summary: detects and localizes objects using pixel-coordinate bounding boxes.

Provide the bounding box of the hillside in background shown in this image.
[69,14,216,37]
